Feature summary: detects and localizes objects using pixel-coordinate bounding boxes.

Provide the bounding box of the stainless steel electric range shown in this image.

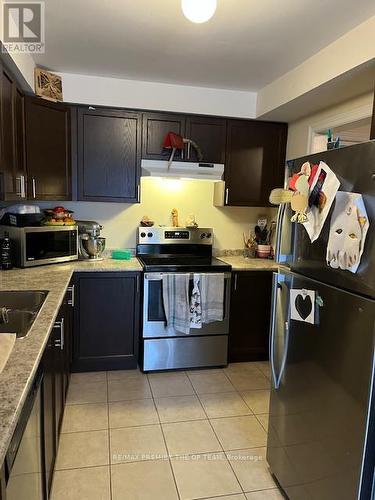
[137,227,231,372]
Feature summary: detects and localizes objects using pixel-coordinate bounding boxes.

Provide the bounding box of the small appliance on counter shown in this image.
[0,225,78,268]
[0,204,44,227]
[77,221,106,261]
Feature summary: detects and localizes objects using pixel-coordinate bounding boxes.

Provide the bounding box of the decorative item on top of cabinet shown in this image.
[228,271,273,362]
[24,96,71,200]
[0,61,27,201]
[34,67,63,102]
[214,119,288,207]
[77,107,141,202]
[72,272,140,371]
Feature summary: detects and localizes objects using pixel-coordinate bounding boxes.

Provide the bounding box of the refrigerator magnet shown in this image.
[302,161,340,242]
[327,192,369,273]
[290,289,316,324]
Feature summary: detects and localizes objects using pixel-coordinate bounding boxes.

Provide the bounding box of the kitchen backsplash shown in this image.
[7,178,277,251]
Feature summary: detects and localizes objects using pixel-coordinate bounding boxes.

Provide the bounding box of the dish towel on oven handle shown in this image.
[190,274,202,329]
[200,273,225,324]
[162,273,191,334]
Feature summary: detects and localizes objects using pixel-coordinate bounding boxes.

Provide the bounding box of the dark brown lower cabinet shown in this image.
[229,271,273,362]
[72,272,140,372]
[42,287,72,497]
[0,464,5,500]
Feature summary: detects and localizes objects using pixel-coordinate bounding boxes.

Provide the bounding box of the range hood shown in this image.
[141,159,224,181]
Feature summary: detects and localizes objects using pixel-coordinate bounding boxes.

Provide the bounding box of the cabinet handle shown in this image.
[53,318,65,350]
[234,273,238,291]
[32,178,36,198]
[136,275,140,294]
[21,175,26,198]
[16,177,22,197]
[137,184,140,202]
[225,188,229,205]
[67,285,75,307]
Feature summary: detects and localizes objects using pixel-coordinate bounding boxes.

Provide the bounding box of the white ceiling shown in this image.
[34,0,375,91]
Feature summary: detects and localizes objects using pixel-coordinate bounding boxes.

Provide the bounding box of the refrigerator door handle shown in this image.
[270,272,290,390]
[275,203,286,263]
[270,272,279,388]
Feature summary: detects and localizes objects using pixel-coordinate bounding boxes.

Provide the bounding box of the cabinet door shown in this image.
[52,312,65,437]
[225,120,287,206]
[229,271,273,362]
[77,107,141,202]
[142,112,186,160]
[0,63,16,200]
[42,334,56,497]
[25,96,71,200]
[185,116,226,164]
[72,272,140,371]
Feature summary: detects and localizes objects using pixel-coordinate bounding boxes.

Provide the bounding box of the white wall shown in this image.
[286,92,374,159]
[0,0,35,89]
[34,178,276,251]
[257,15,375,118]
[59,72,258,118]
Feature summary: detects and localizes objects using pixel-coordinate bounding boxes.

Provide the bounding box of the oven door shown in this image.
[143,272,231,338]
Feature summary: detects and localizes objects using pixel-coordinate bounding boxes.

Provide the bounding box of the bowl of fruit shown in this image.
[42,206,76,226]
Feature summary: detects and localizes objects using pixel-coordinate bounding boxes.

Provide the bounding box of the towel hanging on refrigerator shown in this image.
[190,274,202,329]
[162,273,191,334]
[200,273,225,323]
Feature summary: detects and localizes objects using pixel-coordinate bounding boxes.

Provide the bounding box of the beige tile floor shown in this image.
[51,361,284,500]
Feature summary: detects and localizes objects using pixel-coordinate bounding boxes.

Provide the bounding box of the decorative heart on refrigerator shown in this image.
[295,294,312,320]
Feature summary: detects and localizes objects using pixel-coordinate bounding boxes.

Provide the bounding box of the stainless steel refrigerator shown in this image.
[267,140,375,500]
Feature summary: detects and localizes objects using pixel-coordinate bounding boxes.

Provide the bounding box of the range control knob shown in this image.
[207,233,212,239]
[200,233,207,239]
[140,232,146,238]
[147,232,153,238]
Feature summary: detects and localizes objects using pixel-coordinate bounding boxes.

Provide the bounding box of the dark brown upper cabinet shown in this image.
[220,119,288,207]
[77,107,141,203]
[185,115,226,164]
[142,112,186,160]
[25,96,71,200]
[0,62,27,201]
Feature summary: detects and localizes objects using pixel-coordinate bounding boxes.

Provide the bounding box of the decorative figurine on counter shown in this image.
[186,214,198,228]
[140,216,154,227]
[171,208,180,227]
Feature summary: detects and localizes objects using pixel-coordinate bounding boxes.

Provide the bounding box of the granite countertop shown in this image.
[218,255,279,271]
[0,257,141,466]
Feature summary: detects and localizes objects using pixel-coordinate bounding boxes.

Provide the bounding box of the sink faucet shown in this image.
[0,307,9,325]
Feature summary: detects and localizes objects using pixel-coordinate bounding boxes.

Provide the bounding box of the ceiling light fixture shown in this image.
[181,0,217,24]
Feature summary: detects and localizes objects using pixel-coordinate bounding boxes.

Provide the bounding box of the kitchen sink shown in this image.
[0,290,48,312]
[0,311,37,338]
[0,290,48,338]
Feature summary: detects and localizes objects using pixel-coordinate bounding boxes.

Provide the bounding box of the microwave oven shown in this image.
[0,225,78,268]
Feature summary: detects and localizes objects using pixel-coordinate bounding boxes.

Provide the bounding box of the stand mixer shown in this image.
[77,221,106,260]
